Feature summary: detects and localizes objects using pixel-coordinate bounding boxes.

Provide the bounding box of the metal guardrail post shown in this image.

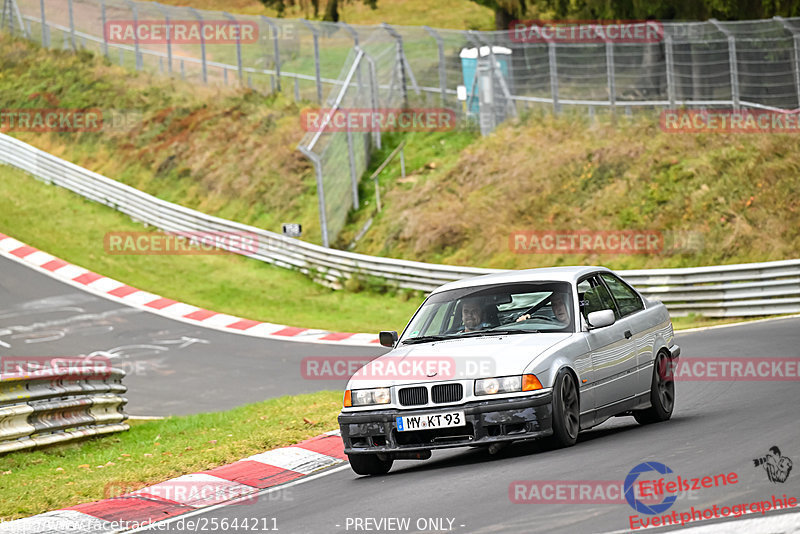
[223,11,244,82]
[424,26,447,106]
[154,2,172,74]
[38,0,47,47]
[710,19,740,110]
[67,0,76,50]
[298,146,330,248]
[122,0,142,70]
[665,35,676,108]
[262,17,281,92]
[300,19,323,104]
[188,7,207,84]
[775,17,800,110]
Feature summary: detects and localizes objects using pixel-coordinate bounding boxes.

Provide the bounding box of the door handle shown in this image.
[624,330,632,339]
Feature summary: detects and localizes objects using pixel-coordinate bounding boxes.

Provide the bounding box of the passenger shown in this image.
[516,292,570,325]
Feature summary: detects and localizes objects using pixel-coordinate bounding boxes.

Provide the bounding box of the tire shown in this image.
[634,351,675,425]
[545,368,580,448]
[347,453,393,476]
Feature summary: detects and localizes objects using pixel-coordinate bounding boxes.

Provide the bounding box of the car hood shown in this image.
[346,333,572,389]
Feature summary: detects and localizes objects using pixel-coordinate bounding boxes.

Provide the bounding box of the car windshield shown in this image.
[400,282,574,343]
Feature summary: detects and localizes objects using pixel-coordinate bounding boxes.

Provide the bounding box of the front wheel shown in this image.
[347,453,393,476]
[545,369,580,448]
[634,351,675,425]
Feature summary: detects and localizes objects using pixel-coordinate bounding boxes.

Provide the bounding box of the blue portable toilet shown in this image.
[459,46,512,114]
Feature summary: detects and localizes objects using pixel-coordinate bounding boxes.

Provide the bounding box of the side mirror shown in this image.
[379,331,399,348]
[587,309,615,329]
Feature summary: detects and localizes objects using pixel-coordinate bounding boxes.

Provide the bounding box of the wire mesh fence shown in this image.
[3,0,800,246]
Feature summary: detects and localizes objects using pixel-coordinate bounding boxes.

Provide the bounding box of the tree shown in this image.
[469,0,528,30]
[258,0,378,21]
[472,0,800,27]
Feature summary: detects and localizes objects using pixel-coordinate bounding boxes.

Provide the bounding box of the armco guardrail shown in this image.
[0,361,128,454]
[1,132,799,317]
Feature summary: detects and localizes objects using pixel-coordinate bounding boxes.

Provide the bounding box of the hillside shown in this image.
[344,117,800,270]
[147,0,495,30]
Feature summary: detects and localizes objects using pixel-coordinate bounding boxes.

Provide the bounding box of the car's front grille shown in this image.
[399,386,428,406]
[431,383,463,404]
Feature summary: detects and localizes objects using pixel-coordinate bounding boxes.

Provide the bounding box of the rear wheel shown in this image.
[347,453,393,476]
[545,369,580,448]
[634,351,675,425]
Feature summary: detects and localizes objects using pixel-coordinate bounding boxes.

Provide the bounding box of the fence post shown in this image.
[548,40,560,114]
[67,0,76,50]
[221,12,243,83]
[710,19,739,110]
[100,0,109,57]
[262,17,281,92]
[188,7,207,84]
[665,35,676,108]
[361,48,382,149]
[154,2,172,74]
[424,26,448,106]
[775,17,800,110]
[38,0,47,47]
[339,22,364,100]
[604,39,616,116]
[298,147,329,248]
[467,31,516,121]
[346,128,359,209]
[122,0,141,70]
[300,19,323,104]
[382,23,409,107]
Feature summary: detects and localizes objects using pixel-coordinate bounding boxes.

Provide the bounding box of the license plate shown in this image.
[396,411,465,432]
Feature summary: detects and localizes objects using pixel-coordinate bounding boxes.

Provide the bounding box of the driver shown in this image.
[462,297,489,332]
[516,292,570,325]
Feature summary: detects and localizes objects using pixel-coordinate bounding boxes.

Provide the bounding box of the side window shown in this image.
[601,274,644,317]
[577,276,618,319]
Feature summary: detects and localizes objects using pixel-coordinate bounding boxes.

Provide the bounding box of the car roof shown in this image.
[430,266,612,295]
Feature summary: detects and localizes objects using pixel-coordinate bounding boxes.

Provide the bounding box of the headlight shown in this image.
[474,374,543,396]
[346,387,391,407]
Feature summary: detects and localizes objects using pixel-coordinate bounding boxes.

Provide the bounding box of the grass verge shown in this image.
[0,164,421,333]
[0,391,341,521]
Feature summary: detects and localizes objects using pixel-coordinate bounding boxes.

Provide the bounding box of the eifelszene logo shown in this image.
[624,462,678,515]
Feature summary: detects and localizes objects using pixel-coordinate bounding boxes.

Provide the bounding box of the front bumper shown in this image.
[338,393,553,455]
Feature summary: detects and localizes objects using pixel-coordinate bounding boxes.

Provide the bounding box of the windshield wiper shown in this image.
[460,329,540,338]
[401,335,453,345]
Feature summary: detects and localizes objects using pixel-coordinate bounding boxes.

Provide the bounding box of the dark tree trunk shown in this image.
[495,7,515,30]
[323,0,339,21]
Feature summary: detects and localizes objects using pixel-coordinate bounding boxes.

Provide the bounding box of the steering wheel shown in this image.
[515,311,557,323]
